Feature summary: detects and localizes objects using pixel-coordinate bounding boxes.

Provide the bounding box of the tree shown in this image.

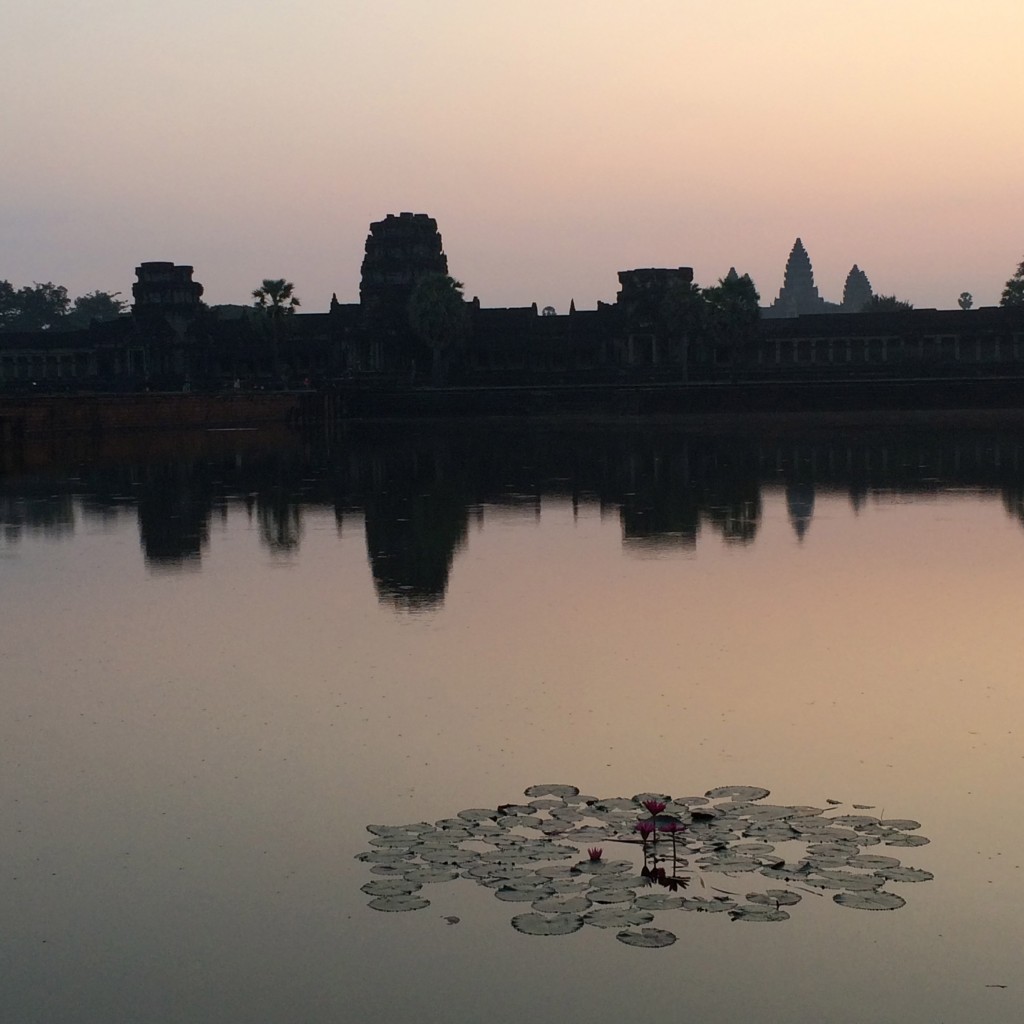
[408,273,470,385]
[703,269,760,368]
[958,292,974,311]
[252,279,300,378]
[252,278,300,316]
[862,294,913,312]
[0,280,16,330]
[0,281,70,331]
[1001,258,1024,307]
[659,278,706,378]
[64,290,128,328]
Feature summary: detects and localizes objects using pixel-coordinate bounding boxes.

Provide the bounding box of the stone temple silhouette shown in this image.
[764,239,874,317]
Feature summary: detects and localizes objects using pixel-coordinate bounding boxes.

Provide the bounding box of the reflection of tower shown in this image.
[786,482,815,542]
[137,463,211,567]
[362,447,470,611]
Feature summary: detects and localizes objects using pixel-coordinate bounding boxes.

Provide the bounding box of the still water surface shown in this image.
[3,416,1024,1023]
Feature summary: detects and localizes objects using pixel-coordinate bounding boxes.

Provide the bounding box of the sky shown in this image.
[3,0,1023,313]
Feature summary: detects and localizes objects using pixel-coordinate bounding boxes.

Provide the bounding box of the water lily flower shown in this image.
[642,799,667,816]
[658,820,686,834]
[635,820,656,838]
[587,847,603,861]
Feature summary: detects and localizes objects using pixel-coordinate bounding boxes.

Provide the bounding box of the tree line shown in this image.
[0,281,127,332]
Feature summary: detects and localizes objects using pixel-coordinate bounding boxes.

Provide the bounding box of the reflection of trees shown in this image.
[704,488,761,544]
[618,449,699,550]
[0,491,75,541]
[256,493,303,553]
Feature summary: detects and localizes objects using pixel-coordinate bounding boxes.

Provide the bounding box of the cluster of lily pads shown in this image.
[358,784,933,948]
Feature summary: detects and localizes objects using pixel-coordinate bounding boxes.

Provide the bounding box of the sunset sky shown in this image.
[4,1,1023,312]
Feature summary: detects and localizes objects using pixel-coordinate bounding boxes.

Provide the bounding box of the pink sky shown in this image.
[3,0,1022,311]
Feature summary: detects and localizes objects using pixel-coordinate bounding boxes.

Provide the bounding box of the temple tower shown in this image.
[131,263,203,314]
[841,265,873,312]
[359,213,448,327]
[766,239,828,317]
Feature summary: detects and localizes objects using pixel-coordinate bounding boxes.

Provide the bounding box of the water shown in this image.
[3,415,1024,1023]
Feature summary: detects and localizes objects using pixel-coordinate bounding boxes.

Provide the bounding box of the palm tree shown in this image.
[252,278,300,315]
[252,279,300,380]
[408,274,470,385]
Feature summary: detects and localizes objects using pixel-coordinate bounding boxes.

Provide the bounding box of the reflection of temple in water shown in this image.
[5,420,1024,604]
[786,483,815,542]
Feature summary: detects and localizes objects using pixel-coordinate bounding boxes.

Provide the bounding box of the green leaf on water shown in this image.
[833,890,906,910]
[367,895,430,912]
[616,927,677,947]
[511,912,584,935]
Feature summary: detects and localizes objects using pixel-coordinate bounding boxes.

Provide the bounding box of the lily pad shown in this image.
[634,893,685,910]
[616,927,677,947]
[369,835,421,849]
[535,864,584,880]
[494,883,553,902]
[681,897,737,912]
[696,855,761,872]
[588,797,642,812]
[584,907,655,929]
[729,905,791,922]
[355,850,414,864]
[705,786,771,801]
[367,895,430,912]
[747,889,801,907]
[633,792,673,806]
[457,808,499,822]
[524,784,580,799]
[828,815,881,829]
[532,894,592,914]
[402,866,460,884]
[366,822,434,837]
[805,870,885,891]
[760,862,812,881]
[360,879,422,896]
[833,890,906,910]
[877,866,934,883]
[496,803,539,816]
[884,834,930,847]
[511,912,584,936]
[846,854,902,870]
[587,887,636,904]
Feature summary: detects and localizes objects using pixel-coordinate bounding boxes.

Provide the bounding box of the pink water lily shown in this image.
[641,799,667,816]
[658,820,686,834]
[635,820,656,838]
[587,847,603,861]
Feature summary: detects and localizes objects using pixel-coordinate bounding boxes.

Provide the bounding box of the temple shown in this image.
[1,214,1022,393]
[765,239,831,317]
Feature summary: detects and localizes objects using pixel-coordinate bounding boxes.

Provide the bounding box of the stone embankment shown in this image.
[0,391,301,442]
